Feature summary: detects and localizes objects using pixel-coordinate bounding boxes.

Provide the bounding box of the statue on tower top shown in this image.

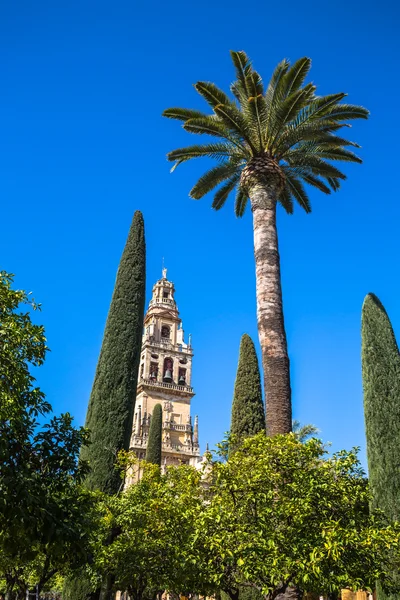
[162,267,167,279]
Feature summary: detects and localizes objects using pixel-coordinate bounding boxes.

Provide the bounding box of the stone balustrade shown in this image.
[140,378,193,393]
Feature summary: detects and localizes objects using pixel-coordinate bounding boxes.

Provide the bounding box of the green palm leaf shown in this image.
[265,59,290,116]
[318,103,369,121]
[212,174,240,210]
[327,176,341,191]
[214,104,258,152]
[184,117,245,149]
[285,143,362,164]
[275,121,355,156]
[287,154,347,180]
[301,172,332,194]
[167,143,237,165]
[245,94,268,149]
[285,173,312,213]
[278,185,294,214]
[268,84,316,149]
[162,108,209,122]
[190,162,239,200]
[230,50,253,98]
[234,186,249,217]
[282,165,332,195]
[194,81,232,109]
[281,57,312,97]
[290,93,347,129]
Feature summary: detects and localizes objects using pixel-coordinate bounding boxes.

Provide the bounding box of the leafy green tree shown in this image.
[230,334,265,453]
[62,572,98,600]
[163,52,368,436]
[197,433,400,600]
[81,211,146,494]
[0,273,98,600]
[362,293,400,600]
[0,415,98,599]
[94,462,209,600]
[145,404,163,466]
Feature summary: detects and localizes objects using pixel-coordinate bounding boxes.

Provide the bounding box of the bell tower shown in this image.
[127,268,200,481]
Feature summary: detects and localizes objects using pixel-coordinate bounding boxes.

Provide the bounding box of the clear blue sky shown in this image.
[1,0,399,467]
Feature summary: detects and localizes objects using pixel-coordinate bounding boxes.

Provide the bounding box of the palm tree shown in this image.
[163,52,368,436]
[292,419,319,443]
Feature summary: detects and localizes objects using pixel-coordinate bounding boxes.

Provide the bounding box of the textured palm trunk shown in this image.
[250,186,292,435]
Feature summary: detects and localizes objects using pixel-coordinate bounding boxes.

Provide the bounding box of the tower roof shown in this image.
[147,267,179,318]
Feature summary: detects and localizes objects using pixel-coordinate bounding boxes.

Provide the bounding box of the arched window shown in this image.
[178,368,186,386]
[150,362,158,381]
[163,357,173,383]
[161,325,170,339]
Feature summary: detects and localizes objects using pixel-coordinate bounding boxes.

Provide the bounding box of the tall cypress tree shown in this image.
[362,293,400,599]
[146,404,162,466]
[230,334,265,451]
[81,211,146,494]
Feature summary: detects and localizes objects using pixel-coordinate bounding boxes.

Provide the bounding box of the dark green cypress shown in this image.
[145,404,162,466]
[362,293,400,600]
[230,334,265,451]
[81,211,146,494]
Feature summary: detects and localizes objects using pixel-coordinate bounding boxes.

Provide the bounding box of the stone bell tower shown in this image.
[126,268,200,482]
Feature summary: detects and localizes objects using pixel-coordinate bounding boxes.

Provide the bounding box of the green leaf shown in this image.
[194,81,232,109]
[190,163,239,200]
[167,143,237,163]
[162,108,210,122]
[211,174,240,210]
[234,186,249,217]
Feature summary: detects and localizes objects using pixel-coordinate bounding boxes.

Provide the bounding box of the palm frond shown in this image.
[288,93,347,132]
[234,186,249,217]
[282,134,361,156]
[315,102,369,121]
[245,94,268,148]
[275,121,355,156]
[230,50,253,95]
[162,108,209,122]
[301,172,332,194]
[265,59,290,115]
[212,174,240,210]
[281,57,312,97]
[285,138,360,151]
[268,84,316,149]
[327,176,341,191]
[285,172,312,213]
[167,143,237,165]
[194,81,232,109]
[313,146,362,163]
[287,154,347,180]
[245,70,264,98]
[278,184,294,214]
[214,104,258,152]
[184,117,245,149]
[282,165,332,194]
[190,162,239,200]
[285,143,362,164]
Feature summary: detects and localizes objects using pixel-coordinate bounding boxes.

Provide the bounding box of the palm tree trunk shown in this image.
[251,189,292,435]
